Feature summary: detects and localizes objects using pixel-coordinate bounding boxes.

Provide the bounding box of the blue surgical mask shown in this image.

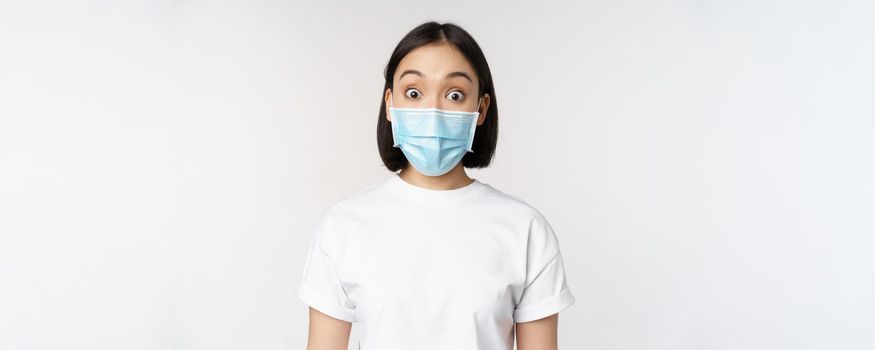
[389,93,483,177]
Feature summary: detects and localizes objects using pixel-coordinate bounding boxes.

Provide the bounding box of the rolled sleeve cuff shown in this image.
[296,284,357,323]
[513,287,575,323]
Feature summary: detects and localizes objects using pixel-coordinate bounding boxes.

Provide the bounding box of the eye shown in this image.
[446,90,464,102]
[404,88,421,99]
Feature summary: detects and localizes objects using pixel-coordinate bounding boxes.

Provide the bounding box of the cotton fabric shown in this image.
[296,172,575,349]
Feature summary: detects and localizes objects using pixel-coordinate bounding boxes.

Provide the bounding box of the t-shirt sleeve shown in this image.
[295,214,357,323]
[513,211,575,323]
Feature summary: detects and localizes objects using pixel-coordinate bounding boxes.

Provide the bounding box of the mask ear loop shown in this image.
[465,96,483,153]
[388,91,400,147]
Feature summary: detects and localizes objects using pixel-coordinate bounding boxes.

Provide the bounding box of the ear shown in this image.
[385,88,393,122]
[476,93,490,126]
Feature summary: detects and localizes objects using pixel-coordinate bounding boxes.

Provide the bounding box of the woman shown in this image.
[296,21,575,349]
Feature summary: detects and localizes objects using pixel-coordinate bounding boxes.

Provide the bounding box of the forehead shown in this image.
[395,42,476,83]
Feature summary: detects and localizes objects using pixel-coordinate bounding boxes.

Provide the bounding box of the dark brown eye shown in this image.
[447,90,464,101]
[405,88,421,99]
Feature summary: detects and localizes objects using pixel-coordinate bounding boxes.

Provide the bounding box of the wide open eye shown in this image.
[447,90,464,102]
[405,88,421,99]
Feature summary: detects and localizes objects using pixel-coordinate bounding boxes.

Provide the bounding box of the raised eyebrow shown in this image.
[398,69,423,81]
[445,71,473,84]
[398,69,473,84]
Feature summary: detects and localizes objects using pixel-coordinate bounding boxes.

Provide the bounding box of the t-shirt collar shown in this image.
[383,171,486,205]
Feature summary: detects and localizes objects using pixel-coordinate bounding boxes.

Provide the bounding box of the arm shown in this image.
[306,307,352,350]
[515,313,559,350]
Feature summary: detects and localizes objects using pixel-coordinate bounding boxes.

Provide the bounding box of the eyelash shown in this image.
[405,87,466,101]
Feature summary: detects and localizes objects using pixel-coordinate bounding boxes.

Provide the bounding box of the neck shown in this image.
[398,164,474,190]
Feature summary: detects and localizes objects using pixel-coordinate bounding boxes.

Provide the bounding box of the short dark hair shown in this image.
[377,21,499,172]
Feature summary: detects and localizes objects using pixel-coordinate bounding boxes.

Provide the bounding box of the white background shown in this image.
[1,1,873,349]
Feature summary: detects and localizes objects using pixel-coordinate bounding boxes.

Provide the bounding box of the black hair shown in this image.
[376,21,498,172]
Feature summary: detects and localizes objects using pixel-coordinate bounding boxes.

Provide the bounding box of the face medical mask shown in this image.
[389,93,482,177]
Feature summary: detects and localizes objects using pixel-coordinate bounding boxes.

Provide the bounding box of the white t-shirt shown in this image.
[295,172,575,349]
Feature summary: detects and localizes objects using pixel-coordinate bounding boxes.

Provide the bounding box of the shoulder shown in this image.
[310,179,388,255]
[477,183,562,254]
[316,176,392,225]
[477,182,553,223]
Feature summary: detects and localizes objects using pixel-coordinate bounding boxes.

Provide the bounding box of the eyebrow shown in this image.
[398,69,473,83]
